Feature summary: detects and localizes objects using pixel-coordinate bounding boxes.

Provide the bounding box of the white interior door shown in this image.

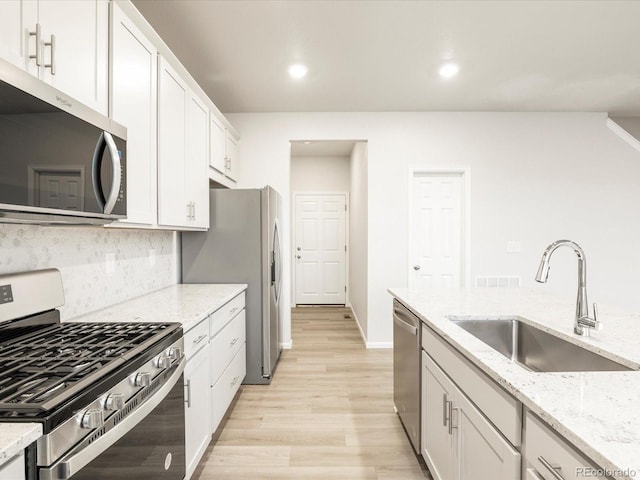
[410,172,464,288]
[294,194,347,305]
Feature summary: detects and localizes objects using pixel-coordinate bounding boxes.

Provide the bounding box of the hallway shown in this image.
[194,307,431,480]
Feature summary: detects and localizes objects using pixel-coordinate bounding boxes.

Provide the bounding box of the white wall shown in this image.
[0,225,177,320]
[290,155,351,192]
[230,112,640,346]
[349,142,369,341]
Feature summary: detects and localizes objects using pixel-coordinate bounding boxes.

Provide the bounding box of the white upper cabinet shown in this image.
[209,113,240,184]
[110,3,157,226]
[225,130,240,182]
[187,92,210,228]
[158,56,189,228]
[0,0,109,114]
[158,56,209,230]
[209,114,227,175]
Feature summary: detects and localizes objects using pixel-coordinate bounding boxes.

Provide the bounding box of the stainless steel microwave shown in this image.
[0,58,126,225]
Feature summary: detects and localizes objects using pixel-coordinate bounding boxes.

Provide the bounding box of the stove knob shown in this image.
[134,372,152,387]
[168,347,182,360]
[81,409,104,429]
[155,355,171,369]
[105,393,125,411]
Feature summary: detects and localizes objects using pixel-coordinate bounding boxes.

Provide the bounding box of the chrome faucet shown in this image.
[535,240,601,336]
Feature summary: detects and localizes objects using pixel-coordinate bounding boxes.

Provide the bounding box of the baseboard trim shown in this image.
[350,308,368,347]
[366,341,393,349]
[281,340,293,349]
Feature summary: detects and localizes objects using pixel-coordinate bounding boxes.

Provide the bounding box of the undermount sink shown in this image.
[448,316,632,372]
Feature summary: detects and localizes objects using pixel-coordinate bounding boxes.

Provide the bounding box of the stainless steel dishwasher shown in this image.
[393,298,421,454]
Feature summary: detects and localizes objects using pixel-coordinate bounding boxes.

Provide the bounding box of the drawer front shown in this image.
[422,324,522,446]
[210,310,246,383]
[210,292,245,337]
[525,412,606,480]
[184,316,210,360]
[211,344,246,432]
[0,451,24,480]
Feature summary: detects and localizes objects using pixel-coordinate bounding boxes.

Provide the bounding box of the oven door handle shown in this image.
[39,358,186,480]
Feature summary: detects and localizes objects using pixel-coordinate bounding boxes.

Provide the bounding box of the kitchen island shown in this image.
[389,287,640,480]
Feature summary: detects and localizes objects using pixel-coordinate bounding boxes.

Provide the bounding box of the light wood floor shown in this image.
[193,307,432,480]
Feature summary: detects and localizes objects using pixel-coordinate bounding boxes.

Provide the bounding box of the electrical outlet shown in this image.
[106,253,116,274]
[506,241,522,253]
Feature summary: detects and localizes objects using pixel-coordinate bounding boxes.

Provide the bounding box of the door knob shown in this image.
[413,265,421,271]
[296,255,301,259]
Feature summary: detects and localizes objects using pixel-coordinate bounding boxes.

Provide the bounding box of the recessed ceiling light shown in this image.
[438,62,460,79]
[288,63,308,79]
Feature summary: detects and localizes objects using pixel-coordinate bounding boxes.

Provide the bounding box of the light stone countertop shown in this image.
[0,423,42,465]
[388,287,640,480]
[68,283,248,333]
[0,284,246,467]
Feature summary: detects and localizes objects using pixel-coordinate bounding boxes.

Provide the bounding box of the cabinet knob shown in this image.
[413,265,421,271]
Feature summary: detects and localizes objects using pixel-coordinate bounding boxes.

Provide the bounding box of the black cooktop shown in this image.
[0,319,179,416]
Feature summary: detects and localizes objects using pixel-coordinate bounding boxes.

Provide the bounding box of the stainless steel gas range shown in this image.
[0,269,186,480]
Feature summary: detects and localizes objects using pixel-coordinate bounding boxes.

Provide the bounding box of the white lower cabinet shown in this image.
[211,344,246,432]
[0,451,24,480]
[184,342,211,480]
[525,411,608,480]
[422,351,520,480]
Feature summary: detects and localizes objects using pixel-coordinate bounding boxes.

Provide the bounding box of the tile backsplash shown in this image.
[0,224,177,320]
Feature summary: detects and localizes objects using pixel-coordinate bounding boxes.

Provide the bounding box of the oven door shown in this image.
[38,361,185,480]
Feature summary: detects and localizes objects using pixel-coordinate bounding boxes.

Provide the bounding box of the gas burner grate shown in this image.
[0,321,176,414]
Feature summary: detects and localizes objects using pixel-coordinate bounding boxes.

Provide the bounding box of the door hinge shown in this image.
[344,245,347,252]
[344,204,347,211]
[344,285,347,293]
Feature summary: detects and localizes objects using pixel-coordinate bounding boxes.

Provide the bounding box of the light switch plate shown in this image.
[506,241,522,253]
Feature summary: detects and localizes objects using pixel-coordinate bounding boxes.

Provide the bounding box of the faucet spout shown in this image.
[535,240,596,336]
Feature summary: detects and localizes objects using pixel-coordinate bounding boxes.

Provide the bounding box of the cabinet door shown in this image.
[185,345,211,480]
[158,56,188,227]
[209,114,227,175]
[225,130,239,181]
[455,382,521,480]
[422,352,456,480]
[111,4,157,226]
[0,0,37,72]
[37,0,108,114]
[186,92,210,228]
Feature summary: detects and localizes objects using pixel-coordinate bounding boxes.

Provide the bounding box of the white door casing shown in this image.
[294,193,347,305]
[409,170,469,288]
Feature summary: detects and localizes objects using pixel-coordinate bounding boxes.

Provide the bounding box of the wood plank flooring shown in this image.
[193,307,432,480]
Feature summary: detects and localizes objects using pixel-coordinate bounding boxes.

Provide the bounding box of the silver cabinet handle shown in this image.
[29,23,42,66]
[230,337,239,347]
[185,379,191,408]
[230,376,240,388]
[442,393,449,427]
[103,132,121,215]
[229,306,239,315]
[192,201,196,220]
[448,402,458,435]
[193,334,207,345]
[538,456,566,480]
[44,34,56,75]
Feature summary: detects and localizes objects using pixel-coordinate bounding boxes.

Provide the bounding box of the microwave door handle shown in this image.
[102,132,121,215]
[91,132,107,210]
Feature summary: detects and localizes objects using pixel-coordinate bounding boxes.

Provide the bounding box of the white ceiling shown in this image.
[132,0,640,115]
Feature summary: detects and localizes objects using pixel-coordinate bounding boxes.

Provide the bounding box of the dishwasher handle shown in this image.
[393,308,418,336]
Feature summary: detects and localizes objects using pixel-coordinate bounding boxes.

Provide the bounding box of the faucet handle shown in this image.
[592,303,603,331]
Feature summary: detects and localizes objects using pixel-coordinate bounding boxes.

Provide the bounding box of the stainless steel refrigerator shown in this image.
[181,186,282,384]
